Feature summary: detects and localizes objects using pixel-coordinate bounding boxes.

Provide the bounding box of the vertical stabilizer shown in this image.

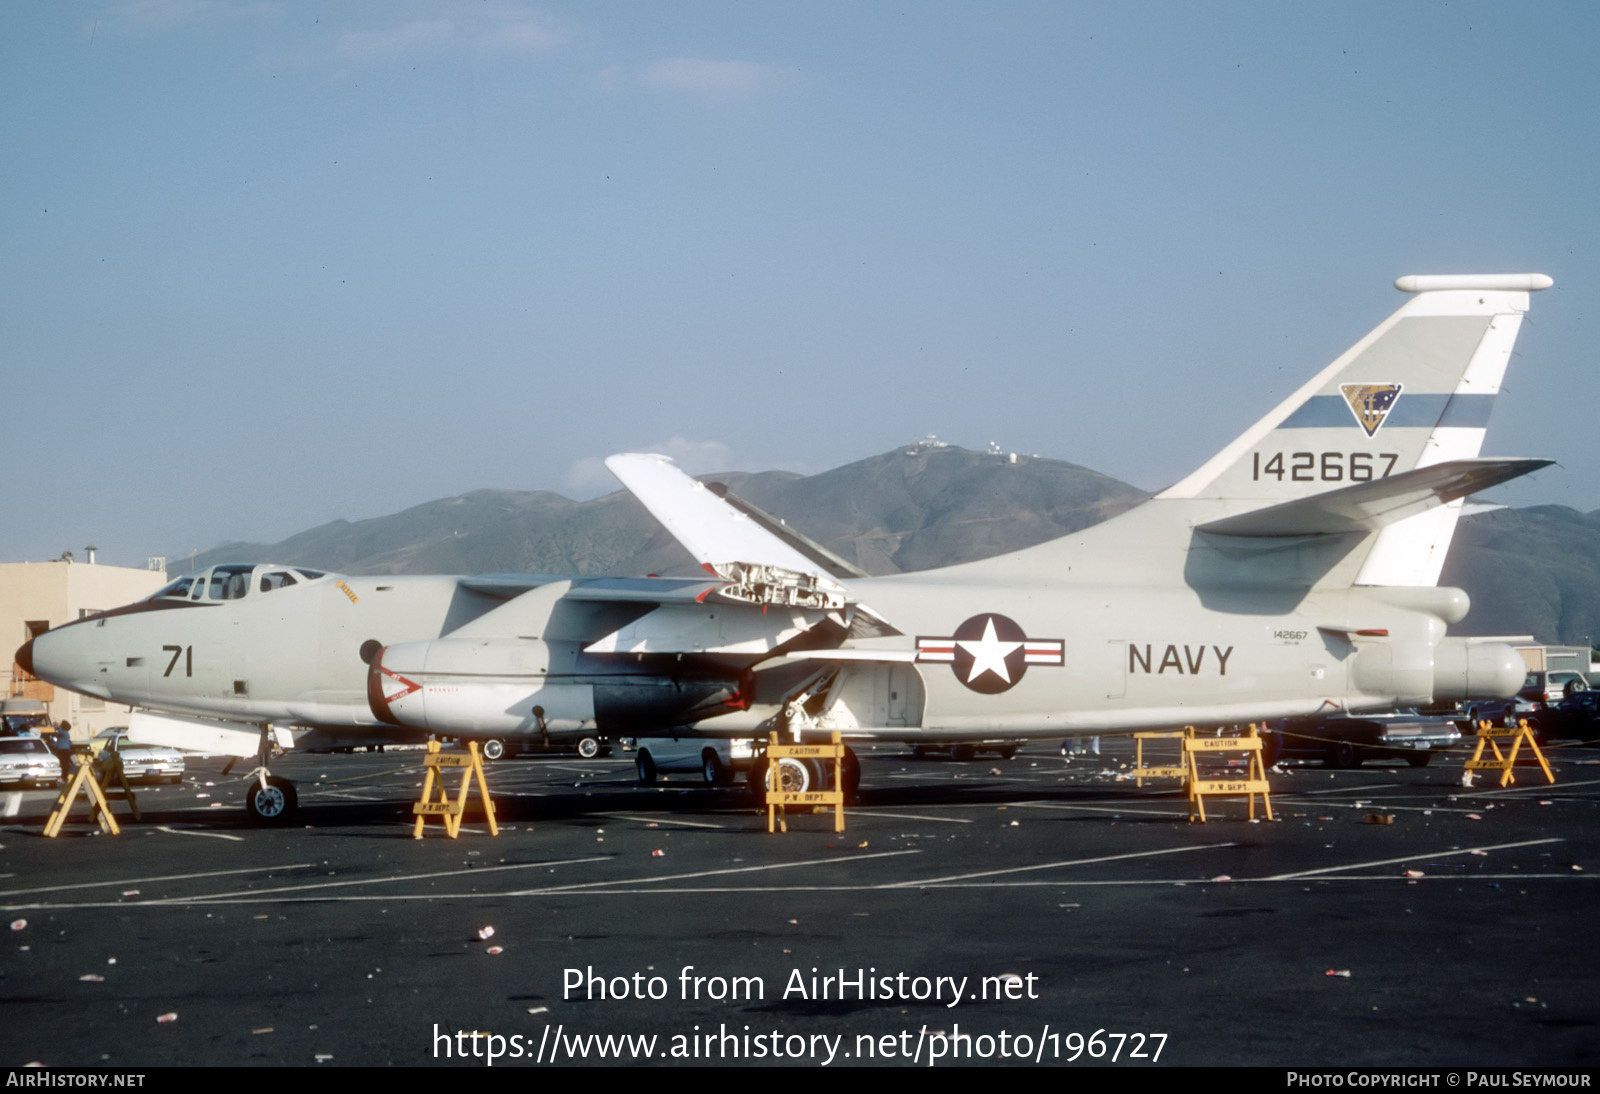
[1161,274,1550,583]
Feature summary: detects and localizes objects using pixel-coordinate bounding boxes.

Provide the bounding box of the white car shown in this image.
[633,737,757,786]
[90,729,185,784]
[0,737,63,787]
[632,737,856,793]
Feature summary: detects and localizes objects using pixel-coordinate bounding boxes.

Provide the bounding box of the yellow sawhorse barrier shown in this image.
[412,741,498,839]
[1464,719,1554,788]
[764,732,846,834]
[1186,725,1273,823]
[44,750,136,837]
[1132,730,1188,788]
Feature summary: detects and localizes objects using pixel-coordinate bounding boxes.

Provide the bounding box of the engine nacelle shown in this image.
[368,637,595,735]
[367,637,746,735]
[1432,638,1525,702]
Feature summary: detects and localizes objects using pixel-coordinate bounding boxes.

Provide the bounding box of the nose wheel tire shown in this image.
[245,775,298,824]
[763,756,811,794]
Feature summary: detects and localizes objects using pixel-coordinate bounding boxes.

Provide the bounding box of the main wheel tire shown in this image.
[637,752,657,785]
[841,745,861,798]
[481,739,506,762]
[1405,751,1433,768]
[576,736,601,760]
[951,744,976,762]
[245,775,298,824]
[997,745,1019,760]
[702,750,725,786]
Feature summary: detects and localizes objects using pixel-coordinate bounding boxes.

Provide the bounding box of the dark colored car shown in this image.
[1268,710,1462,768]
[1459,696,1540,731]
[478,735,611,761]
[1528,691,1600,746]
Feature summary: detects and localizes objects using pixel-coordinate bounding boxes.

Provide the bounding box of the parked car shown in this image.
[632,738,862,795]
[1519,670,1589,704]
[1465,697,1536,729]
[1457,697,1544,740]
[89,729,185,783]
[1268,710,1461,768]
[0,736,63,787]
[634,737,758,786]
[1528,690,1600,746]
[476,735,611,761]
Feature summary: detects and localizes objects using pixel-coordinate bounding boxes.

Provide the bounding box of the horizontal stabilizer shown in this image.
[1197,458,1553,537]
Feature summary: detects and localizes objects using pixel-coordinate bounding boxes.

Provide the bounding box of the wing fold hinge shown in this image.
[712,562,847,611]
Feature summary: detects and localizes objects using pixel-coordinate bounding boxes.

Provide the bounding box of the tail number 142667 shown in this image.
[1252,451,1397,483]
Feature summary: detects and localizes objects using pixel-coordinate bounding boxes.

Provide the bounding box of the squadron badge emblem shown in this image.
[1340,383,1403,437]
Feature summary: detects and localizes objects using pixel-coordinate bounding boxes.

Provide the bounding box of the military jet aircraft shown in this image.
[17,273,1553,821]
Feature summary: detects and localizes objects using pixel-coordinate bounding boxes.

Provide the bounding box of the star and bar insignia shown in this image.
[916,613,1064,694]
[1340,382,1403,437]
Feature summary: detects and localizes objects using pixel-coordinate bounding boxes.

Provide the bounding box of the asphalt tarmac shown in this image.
[2,737,1596,1068]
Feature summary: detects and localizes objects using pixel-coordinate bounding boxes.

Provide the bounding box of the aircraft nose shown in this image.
[14,638,33,677]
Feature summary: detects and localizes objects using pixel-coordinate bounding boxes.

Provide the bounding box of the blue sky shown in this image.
[3,1,1596,568]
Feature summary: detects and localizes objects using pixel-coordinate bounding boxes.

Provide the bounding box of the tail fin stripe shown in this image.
[1278,392,1493,430]
[1436,394,1496,428]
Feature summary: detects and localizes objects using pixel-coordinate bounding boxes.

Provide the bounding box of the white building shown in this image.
[3,557,168,739]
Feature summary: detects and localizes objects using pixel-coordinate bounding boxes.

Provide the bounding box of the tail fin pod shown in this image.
[1159,274,1551,513]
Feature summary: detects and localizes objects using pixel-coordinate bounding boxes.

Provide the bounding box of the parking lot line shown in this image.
[881,842,1235,888]
[844,809,972,823]
[1261,837,1563,881]
[600,812,728,829]
[0,863,316,902]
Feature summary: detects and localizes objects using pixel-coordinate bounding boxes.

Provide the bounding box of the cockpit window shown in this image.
[259,571,298,593]
[206,564,255,601]
[152,577,196,600]
[149,564,327,602]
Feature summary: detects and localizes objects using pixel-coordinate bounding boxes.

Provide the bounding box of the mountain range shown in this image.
[185,445,1600,647]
